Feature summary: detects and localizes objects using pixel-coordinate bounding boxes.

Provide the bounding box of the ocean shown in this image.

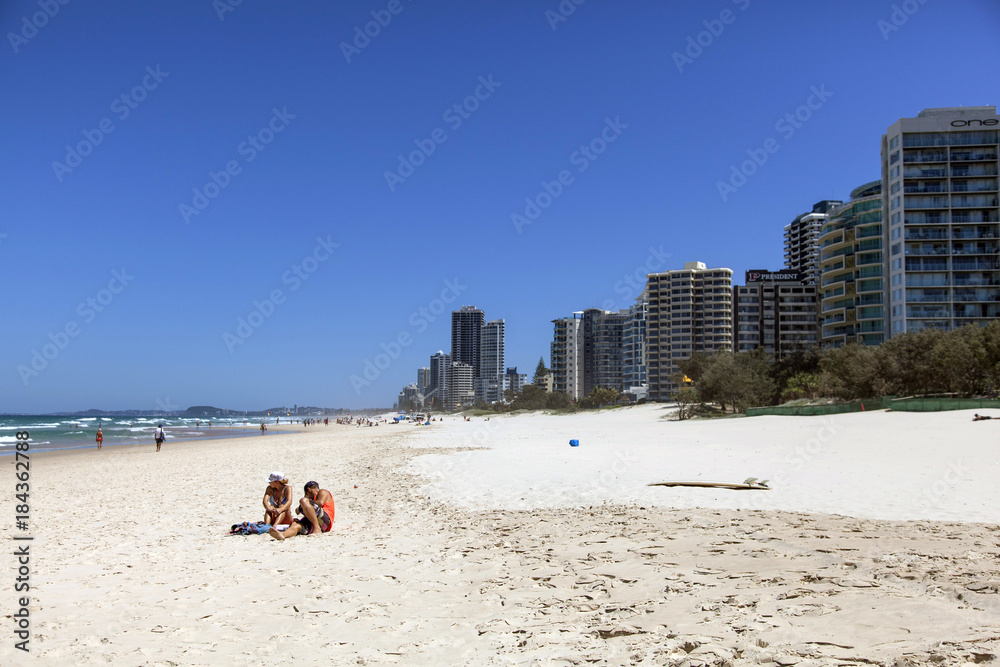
[0,415,277,455]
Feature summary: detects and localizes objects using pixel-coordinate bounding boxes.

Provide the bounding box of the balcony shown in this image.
[905,195,950,209]
[952,228,997,239]
[904,245,949,256]
[905,258,949,271]
[907,306,951,318]
[952,244,999,255]
[904,183,947,194]
[953,195,1000,208]
[905,212,950,224]
[903,151,948,163]
[904,167,947,178]
[953,259,1000,271]
[952,211,1000,223]
[906,275,950,287]
[952,165,998,177]
[905,230,948,240]
[951,151,998,162]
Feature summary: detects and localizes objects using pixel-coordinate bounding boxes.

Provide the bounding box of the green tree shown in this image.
[533,357,548,384]
[695,349,774,413]
[818,343,889,400]
[675,386,698,420]
[580,386,619,409]
[929,324,988,396]
[675,351,710,384]
[781,371,822,402]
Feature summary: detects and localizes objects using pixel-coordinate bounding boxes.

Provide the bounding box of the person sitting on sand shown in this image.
[973,413,993,421]
[263,472,295,526]
[269,481,334,540]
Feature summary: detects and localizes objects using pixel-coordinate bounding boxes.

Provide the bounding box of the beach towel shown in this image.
[230,521,272,535]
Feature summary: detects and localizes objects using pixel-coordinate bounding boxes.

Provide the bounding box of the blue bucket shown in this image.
[569,439,579,447]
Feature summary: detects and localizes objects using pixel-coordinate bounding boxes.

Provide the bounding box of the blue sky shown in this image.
[2,0,999,412]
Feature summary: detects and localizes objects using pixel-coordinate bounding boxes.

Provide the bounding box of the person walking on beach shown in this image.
[268,481,335,540]
[95,427,103,450]
[154,424,166,452]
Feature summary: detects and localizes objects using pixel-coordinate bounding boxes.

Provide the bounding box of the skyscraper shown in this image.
[446,362,474,411]
[882,106,1000,336]
[645,262,733,400]
[427,351,450,409]
[784,200,843,285]
[622,292,647,396]
[416,367,430,395]
[476,319,505,403]
[582,308,627,395]
[818,182,885,346]
[551,314,584,399]
[451,306,485,379]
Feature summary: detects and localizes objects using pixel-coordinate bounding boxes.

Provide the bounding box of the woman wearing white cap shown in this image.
[262,472,293,526]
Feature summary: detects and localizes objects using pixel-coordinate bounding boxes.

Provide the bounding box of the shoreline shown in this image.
[1,423,307,458]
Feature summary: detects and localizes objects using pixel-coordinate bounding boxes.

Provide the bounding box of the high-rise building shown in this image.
[622,292,647,395]
[818,182,885,346]
[882,106,1000,336]
[476,320,505,403]
[582,308,627,395]
[397,384,423,412]
[646,262,733,400]
[416,367,430,394]
[451,306,485,378]
[446,362,474,411]
[734,270,819,356]
[427,351,450,409]
[551,314,584,399]
[784,200,843,285]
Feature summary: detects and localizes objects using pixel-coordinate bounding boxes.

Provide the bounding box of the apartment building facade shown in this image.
[646,262,733,400]
[784,200,843,285]
[819,181,886,346]
[734,270,818,356]
[883,106,1000,335]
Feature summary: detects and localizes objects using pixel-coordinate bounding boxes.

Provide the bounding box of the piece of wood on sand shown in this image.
[648,477,770,490]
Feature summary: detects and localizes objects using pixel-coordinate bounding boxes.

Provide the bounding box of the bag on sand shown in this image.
[230,522,271,535]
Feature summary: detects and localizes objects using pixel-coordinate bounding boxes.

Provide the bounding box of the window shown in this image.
[892,273,901,285]
[893,289,902,301]
[890,151,900,164]
[891,212,901,225]
[891,196,900,210]
[891,227,901,240]
[891,242,901,256]
[891,165,900,179]
[890,135,900,149]
[892,258,902,270]
[891,181,900,194]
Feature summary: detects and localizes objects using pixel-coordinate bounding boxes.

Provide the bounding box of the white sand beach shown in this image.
[4,406,1000,666]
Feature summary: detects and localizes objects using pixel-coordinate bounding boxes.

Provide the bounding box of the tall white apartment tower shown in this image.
[550,314,584,399]
[882,106,1000,336]
[476,319,505,404]
[645,262,733,400]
